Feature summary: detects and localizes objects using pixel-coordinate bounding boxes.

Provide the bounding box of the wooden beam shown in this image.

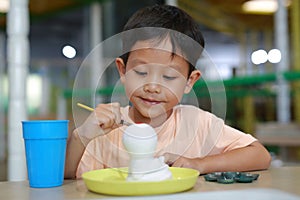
[178,0,246,36]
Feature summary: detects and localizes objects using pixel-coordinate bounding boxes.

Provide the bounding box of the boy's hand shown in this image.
[163,152,201,171]
[77,102,122,146]
[94,102,122,132]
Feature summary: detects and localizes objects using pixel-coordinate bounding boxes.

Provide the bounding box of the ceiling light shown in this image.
[242,0,278,14]
[0,0,9,13]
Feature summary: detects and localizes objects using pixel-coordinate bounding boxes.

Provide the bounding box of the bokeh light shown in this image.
[268,49,281,63]
[251,49,268,65]
[0,0,9,13]
[62,45,77,59]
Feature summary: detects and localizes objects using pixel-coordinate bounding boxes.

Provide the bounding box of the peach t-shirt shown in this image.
[76,105,256,178]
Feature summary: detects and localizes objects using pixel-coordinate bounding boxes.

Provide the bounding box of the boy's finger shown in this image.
[110,102,120,107]
[163,152,180,163]
[109,102,122,124]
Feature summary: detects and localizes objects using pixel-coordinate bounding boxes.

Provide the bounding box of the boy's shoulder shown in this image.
[174,104,206,113]
[173,104,211,118]
[174,104,221,123]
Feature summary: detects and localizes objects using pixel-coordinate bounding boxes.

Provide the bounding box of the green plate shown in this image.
[82,167,199,196]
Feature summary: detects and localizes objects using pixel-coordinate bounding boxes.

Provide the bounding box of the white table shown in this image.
[1,166,300,200]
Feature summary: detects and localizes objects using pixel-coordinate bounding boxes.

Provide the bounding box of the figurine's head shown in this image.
[122,123,157,157]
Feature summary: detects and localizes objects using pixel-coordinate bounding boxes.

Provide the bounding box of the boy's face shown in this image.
[116,39,200,125]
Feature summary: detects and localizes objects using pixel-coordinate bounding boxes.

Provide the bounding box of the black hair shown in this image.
[120,4,205,76]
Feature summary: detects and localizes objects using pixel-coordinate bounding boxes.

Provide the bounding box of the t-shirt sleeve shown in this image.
[207,120,257,155]
[75,128,128,179]
[76,138,104,179]
[191,108,257,156]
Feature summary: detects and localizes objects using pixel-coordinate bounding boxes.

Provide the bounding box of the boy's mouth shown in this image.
[140,97,163,105]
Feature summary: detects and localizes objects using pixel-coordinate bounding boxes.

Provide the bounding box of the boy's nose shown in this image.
[143,83,161,93]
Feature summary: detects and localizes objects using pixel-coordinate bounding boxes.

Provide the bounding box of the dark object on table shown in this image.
[204,172,260,184]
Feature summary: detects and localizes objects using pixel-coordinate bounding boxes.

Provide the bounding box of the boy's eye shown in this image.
[133,70,147,76]
[163,75,177,80]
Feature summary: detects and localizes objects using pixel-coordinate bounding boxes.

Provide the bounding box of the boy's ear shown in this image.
[115,58,126,83]
[184,70,201,94]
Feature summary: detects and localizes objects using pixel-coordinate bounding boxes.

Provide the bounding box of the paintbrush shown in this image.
[77,103,132,126]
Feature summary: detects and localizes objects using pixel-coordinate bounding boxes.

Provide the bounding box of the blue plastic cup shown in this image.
[22,120,69,188]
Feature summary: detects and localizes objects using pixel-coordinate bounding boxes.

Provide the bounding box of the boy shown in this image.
[64,4,271,179]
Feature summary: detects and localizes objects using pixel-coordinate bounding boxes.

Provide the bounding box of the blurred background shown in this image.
[0,0,299,181]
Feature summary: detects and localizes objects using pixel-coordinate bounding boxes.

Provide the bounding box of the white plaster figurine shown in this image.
[122,123,172,182]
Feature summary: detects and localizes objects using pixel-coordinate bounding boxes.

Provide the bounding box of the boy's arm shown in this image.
[64,102,122,179]
[165,141,271,174]
[64,130,85,179]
